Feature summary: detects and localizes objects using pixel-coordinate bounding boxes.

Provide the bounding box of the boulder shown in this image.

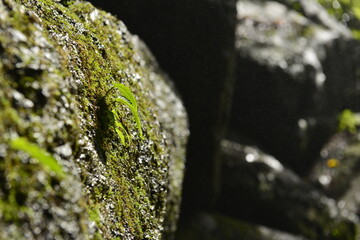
[230,0,360,174]
[0,0,188,239]
[309,132,358,198]
[216,139,358,240]
[309,131,360,217]
[88,0,238,213]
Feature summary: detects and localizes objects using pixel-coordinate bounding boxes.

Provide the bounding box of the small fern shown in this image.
[110,83,143,144]
[9,137,66,179]
[111,109,129,145]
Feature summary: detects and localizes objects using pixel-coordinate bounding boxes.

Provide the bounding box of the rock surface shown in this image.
[309,131,360,215]
[88,0,238,214]
[217,140,358,240]
[177,212,309,240]
[230,0,360,174]
[0,0,188,239]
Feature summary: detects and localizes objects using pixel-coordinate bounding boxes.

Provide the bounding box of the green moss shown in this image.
[0,0,188,239]
[338,109,360,133]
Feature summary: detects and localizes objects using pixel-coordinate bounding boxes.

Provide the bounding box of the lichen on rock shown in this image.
[0,0,189,239]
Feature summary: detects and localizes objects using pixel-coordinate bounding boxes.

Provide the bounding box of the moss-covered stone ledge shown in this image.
[0,0,189,239]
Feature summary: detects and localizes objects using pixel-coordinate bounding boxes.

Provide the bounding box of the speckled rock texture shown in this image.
[88,0,238,216]
[0,0,189,239]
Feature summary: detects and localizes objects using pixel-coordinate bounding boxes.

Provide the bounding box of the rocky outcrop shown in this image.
[217,140,358,240]
[0,0,188,239]
[230,0,360,174]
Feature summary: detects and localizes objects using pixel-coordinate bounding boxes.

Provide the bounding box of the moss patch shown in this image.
[0,0,189,239]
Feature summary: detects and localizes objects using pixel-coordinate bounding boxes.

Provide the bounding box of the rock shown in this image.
[274,0,352,36]
[230,0,360,174]
[308,132,357,198]
[309,131,360,216]
[0,0,188,239]
[177,212,309,240]
[315,0,360,32]
[216,140,358,240]
[88,0,238,214]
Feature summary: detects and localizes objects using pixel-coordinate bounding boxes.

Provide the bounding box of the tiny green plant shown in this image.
[110,83,143,144]
[9,137,66,179]
[338,109,360,134]
[111,109,129,145]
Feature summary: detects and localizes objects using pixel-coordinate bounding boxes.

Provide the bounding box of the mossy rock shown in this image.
[0,0,189,239]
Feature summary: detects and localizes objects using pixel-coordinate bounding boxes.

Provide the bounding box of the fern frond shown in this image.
[112,83,143,139]
[9,137,66,179]
[111,109,129,145]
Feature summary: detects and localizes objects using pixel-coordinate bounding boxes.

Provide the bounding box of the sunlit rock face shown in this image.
[229,0,360,174]
[0,0,188,239]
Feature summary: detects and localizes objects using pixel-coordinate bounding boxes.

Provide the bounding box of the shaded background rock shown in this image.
[309,131,360,217]
[274,0,353,36]
[0,0,188,239]
[217,140,358,240]
[177,212,309,240]
[229,0,360,175]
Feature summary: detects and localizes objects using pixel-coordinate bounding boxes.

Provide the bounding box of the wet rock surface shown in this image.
[0,0,188,239]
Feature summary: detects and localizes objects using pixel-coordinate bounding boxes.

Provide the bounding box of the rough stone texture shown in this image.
[217,140,358,240]
[230,0,360,174]
[83,1,360,239]
[88,0,237,216]
[0,0,188,239]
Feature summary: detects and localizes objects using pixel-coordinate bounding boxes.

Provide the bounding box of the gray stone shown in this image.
[230,0,360,174]
[217,139,358,240]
